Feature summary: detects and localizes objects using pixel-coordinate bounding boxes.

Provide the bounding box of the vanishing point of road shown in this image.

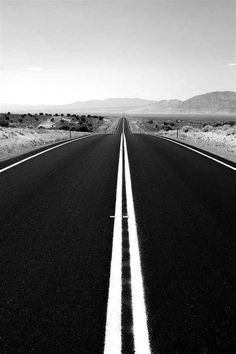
[0,118,235,353]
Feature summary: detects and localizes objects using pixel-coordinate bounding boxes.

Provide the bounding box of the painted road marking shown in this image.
[104,132,123,354]
[155,135,236,172]
[0,134,98,174]
[124,133,151,354]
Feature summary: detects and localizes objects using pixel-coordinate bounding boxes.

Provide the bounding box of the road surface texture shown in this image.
[0,118,235,353]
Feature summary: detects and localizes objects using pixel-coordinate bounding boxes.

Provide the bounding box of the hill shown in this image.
[1,91,236,114]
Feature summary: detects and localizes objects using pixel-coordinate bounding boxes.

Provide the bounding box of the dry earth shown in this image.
[0,118,119,162]
[0,127,90,162]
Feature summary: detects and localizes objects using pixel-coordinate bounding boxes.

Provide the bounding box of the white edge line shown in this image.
[152,134,236,172]
[104,129,123,353]
[0,134,99,174]
[124,133,151,354]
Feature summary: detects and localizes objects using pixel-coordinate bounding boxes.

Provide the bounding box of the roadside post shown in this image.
[69,128,72,139]
[177,127,179,139]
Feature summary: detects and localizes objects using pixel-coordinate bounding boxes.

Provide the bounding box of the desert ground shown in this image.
[129,114,236,163]
[0,113,116,161]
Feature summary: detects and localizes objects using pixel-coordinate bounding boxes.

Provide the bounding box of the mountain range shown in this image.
[1,91,236,114]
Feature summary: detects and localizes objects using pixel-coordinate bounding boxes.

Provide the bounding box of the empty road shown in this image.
[0,119,235,353]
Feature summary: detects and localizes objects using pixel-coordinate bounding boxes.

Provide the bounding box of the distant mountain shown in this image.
[1,91,236,114]
[182,91,236,113]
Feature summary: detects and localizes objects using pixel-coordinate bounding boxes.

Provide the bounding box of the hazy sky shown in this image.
[0,0,235,105]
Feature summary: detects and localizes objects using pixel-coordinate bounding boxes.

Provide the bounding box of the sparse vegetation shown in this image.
[0,119,10,127]
[0,111,105,133]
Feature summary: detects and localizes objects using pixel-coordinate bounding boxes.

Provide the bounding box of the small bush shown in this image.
[78,126,89,132]
[161,123,172,131]
[213,122,222,127]
[224,121,236,127]
[148,120,153,124]
[19,118,23,123]
[59,125,69,130]
[182,125,194,133]
[0,120,9,127]
[202,125,213,132]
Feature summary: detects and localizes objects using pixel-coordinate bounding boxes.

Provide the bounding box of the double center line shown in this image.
[104,119,151,353]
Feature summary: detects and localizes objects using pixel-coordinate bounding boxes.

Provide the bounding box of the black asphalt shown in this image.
[124,120,236,353]
[0,118,235,353]
[0,125,122,353]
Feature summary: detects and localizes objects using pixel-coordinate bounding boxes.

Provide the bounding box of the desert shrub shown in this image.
[213,122,222,127]
[0,119,9,127]
[224,121,236,127]
[148,120,153,124]
[202,125,213,132]
[7,112,11,115]
[164,121,175,126]
[99,116,104,121]
[161,123,172,131]
[19,118,23,123]
[182,125,194,133]
[51,117,54,122]
[78,126,89,132]
[35,117,39,121]
[59,125,69,130]
[39,112,44,116]
[5,115,10,120]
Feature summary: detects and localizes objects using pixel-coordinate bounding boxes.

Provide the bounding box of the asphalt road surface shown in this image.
[0,119,235,353]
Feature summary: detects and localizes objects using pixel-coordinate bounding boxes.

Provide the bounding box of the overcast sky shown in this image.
[0,0,235,105]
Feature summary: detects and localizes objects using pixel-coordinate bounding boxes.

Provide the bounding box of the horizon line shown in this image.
[1,90,235,108]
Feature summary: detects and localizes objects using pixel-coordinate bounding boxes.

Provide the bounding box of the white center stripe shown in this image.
[104,119,151,353]
[104,132,123,353]
[124,133,151,354]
